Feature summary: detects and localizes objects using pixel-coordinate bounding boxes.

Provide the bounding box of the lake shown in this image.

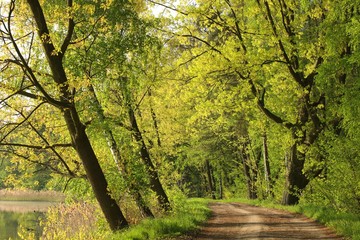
[0,201,57,240]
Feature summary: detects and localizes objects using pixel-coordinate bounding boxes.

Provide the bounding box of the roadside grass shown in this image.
[110,198,211,240]
[296,204,360,240]
[0,189,65,202]
[220,198,359,240]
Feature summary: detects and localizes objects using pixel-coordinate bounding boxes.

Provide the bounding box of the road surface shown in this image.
[175,202,344,240]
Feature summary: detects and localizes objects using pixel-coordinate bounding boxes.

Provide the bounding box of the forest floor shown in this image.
[171,202,345,240]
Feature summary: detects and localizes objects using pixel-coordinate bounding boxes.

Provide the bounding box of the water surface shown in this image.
[0,201,56,240]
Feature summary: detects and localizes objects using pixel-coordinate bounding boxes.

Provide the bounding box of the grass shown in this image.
[220,198,359,240]
[296,204,360,240]
[0,189,65,202]
[109,198,211,240]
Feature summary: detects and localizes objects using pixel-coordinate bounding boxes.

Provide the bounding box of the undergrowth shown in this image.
[41,195,360,240]
[40,197,211,240]
[110,198,211,240]
[296,204,360,240]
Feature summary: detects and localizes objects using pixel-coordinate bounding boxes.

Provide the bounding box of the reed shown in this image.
[0,189,65,202]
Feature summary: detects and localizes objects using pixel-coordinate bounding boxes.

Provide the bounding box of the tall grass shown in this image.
[0,189,65,202]
[39,198,211,240]
[297,204,360,240]
[41,201,100,240]
[110,198,211,240]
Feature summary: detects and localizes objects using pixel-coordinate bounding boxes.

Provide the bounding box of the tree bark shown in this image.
[219,171,223,200]
[262,133,273,197]
[148,89,162,147]
[281,143,309,205]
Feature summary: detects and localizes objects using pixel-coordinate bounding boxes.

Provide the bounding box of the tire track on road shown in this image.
[195,202,343,240]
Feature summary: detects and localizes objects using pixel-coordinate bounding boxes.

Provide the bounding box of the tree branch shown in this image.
[1,149,83,178]
[225,0,247,52]
[262,0,303,86]
[246,76,294,129]
[0,101,47,143]
[0,142,72,149]
[5,1,71,108]
[146,0,188,16]
[60,0,75,55]
[14,105,76,177]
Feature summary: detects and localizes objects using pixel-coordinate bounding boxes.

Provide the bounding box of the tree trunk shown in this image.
[64,108,128,230]
[262,133,273,197]
[205,160,216,199]
[281,143,309,205]
[241,143,257,199]
[89,85,154,218]
[148,89,162,147]
[219,171,223,200]
[128,106,171,212]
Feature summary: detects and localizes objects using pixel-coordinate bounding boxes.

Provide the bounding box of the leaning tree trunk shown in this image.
[128,106,171,212]
[281,142,309,205]
[64,108,129,230]
[26,0,128,230]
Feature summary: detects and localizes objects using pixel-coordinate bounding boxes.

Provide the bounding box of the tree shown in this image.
[87,84,154,218]
[0,0,127,230]
[59,0,172,212]
[164,0,331,205]
[300,0,360,212]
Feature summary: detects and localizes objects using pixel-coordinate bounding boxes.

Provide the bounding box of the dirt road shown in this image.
[182,202,344,240]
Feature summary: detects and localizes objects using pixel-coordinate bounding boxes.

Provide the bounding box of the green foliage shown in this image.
[0,211,45,240]
[302,133,360,213]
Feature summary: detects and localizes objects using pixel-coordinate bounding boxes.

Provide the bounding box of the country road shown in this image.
[176,202,345,240]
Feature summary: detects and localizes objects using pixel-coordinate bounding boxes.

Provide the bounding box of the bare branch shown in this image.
[178,49,210,67]
[262,1,303,86]
[181,33,226,58]
[14,105,76,177]
[0,101,46,143]
[0,142,72,149]
[146,0,188,16]
[1,149,83,178]
[0,85,46,106]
